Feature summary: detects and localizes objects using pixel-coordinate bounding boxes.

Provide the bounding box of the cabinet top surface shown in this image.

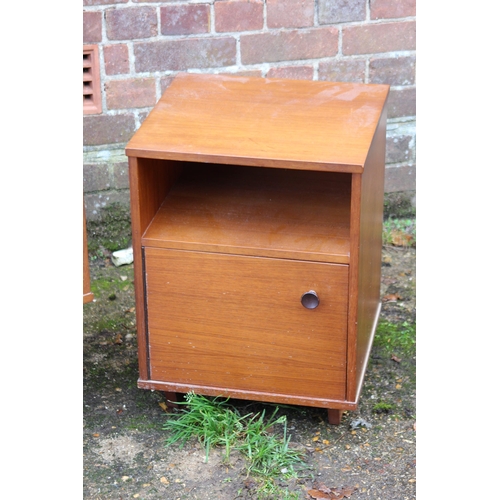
[125,73,389,172]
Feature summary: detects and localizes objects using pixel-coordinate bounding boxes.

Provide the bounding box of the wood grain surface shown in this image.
[128,157,182,378]
[126,73,390,173]
[144,248,349,400]
[143,164,351,263]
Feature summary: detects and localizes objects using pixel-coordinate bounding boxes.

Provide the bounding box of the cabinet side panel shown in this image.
[346,173,361,402]
[352,107,387,401]
[128,157,182,379]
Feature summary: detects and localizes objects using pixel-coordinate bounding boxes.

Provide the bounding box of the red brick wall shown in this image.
[83,0,416,217]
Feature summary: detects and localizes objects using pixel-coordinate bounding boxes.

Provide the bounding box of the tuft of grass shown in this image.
[163,392,247,462]
[163,393,306,496]
[238,407,303,479]
[372,401,394,414]
[255,480,302,499]
[382,218,416,247]
[374,320,416,357]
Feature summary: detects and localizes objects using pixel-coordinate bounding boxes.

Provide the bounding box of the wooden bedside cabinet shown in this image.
[125,74,390,424]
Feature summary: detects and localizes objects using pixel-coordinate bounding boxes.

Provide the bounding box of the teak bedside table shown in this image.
[125,73,390,424]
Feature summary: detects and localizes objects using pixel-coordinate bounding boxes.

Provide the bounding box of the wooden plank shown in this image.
[125,74,390,172]
[352,106,388,401]
[128,157,182,380]
[138,379,359,411]
[346,173,361,401]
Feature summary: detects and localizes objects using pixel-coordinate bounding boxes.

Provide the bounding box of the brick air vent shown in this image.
[83,45,102,115]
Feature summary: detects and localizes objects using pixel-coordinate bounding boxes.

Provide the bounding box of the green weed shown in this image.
[164,392,247,462]
[163,393,306,497]
[255,479,302,499]
[372,401,394,414]
[238,407,303,478]
[374,320,416,357]
[90,273,132,299]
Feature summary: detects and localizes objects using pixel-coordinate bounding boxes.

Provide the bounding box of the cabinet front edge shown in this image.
[137,379,359,411]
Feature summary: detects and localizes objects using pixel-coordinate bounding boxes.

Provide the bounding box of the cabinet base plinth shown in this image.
[152,385,351,425]
[162,391,182,408]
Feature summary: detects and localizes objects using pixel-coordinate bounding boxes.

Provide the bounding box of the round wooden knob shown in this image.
[301,290,319,309]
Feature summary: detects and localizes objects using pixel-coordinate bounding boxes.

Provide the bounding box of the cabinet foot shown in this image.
[327,409,344,425]
[162,391,183,408]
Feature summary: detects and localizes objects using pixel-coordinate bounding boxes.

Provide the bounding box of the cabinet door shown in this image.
[144,248,349,400]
